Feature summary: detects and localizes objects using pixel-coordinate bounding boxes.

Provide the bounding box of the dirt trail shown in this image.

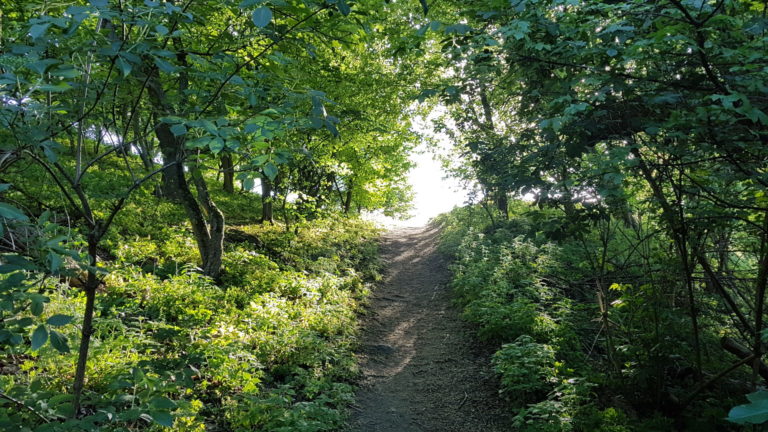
[348,225,511,432]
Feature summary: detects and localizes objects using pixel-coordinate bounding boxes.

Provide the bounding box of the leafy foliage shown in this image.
[728,391,768,425]
[437,202,748,430]
[425,0,768,428]
[0,209,379,430]
[0,0,421,428]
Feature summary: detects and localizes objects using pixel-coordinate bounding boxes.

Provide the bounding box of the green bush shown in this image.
[438,203,691,431]
[493,335,558,404]
[1,212,378,431]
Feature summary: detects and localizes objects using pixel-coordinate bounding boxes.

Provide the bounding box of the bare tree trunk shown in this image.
[261,175,273,224]
[190,166,225,279]
[221,153,234,194]
[344,187,353,214]
[495,189,508,220]
[72,237,98,415]
[146,66,225,279]
[155,122,224,278]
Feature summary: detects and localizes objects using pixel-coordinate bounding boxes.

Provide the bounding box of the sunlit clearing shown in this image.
[366,111,471,228]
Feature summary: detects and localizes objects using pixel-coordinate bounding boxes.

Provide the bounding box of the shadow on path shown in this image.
[347,225,511,432]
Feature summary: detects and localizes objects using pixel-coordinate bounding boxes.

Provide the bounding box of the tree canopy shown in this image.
[2,0,768,429]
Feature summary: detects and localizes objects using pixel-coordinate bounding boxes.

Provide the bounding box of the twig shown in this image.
[0,391,49,423]
[681,354,755,409]
[457,392,469,410]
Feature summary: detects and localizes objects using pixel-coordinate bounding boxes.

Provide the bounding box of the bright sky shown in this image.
[366,112,473,228]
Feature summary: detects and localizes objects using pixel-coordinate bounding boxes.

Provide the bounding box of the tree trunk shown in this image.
[221,153,234,194]
[72,237,99,416]
[155,123,224,279]
[495,189,508,220]
[721,336,768,383]
[146,66,224,279]
[344,187,353,214]
[190,166,225,279]
[261,175,273,224]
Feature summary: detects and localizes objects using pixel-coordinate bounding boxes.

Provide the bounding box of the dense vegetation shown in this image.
[4,199,381,430]
[0,0,417,430]
[2,0,768,430]
[438,204,738,430]
[423,0,768,429]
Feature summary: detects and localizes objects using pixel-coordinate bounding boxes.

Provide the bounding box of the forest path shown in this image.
[347,225,511,432]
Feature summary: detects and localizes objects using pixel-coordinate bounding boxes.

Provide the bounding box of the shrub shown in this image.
[493,335,558,404]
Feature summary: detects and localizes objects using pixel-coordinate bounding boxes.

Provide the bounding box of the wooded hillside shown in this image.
[2,0,767,430]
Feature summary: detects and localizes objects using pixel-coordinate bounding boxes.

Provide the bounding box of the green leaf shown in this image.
[239,0,260,6]
[38,82,72,93]
[337,0,351,16]
[31,297,44,316]
[47,314,73,327]
[244,123,261,134]
[209,138,225,154]
[311,96,326,118]
[30,23,51,39]
[263,162,278,180]
[729,391,768,424]
[155,24,169,35]
[150,396,177,410]
[31,325,48,351]
[445,24,472,35]
[325,119,339,137]
[160,116,185,124]
[48,393,73,406]
[252,7,272,28]
[198,119,218,134]
[0,184,10,193]
[243,177,255,191]
[154,58,177,73]
[49,66,81,79]
[10,333,23,346]
[170,124,187,137]
[185,137,213,149]
[116,57,133,77]
[41,141,60,163]
[564,102,589,116]
[0,203,28,221]
[645,126,660,136]
[150,411,174,427]
[606,48,618,57]
[504,20,529,40]
[26,59,60,75]
[49,330,70,353]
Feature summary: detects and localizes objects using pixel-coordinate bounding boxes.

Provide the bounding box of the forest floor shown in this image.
[347,225,512,432]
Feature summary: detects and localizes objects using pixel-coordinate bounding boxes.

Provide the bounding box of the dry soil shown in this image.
[347,225,512,432]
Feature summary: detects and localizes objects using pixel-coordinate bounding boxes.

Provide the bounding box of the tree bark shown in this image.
[344,187,353,214]
[221,153,234,194]
[261,174,273,224]
[190,165,225,279]
[721,336,768,383]
[146,66,225,279]
[72,237,99,416]
[155,123,224,278]
[495,189,508,220]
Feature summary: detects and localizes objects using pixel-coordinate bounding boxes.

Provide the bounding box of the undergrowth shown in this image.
[435,204,746,432]
[0,187,380,431]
